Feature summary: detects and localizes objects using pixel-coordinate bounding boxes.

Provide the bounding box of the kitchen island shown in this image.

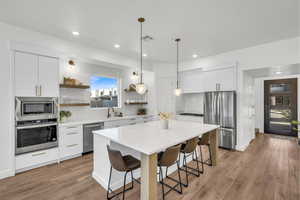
[93,120,219,200]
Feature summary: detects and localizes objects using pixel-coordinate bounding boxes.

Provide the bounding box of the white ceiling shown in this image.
[0,0,298,63]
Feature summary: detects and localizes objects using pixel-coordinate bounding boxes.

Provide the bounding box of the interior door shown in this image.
[38,56,59,97]
[264,78,298,136]
[15,52,38,97]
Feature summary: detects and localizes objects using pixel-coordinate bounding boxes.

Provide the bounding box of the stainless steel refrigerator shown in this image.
[204,91,236,149]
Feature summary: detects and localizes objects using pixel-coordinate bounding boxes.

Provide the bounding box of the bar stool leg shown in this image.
[122,171,128,200]
[107,166,113,200]
[184,153,189,187]
[208,144,213,166]
[130,170,134,189]
[159,166,165,200]
[176,161,183,193]
[194,150,201,176]
[199,145,204,173]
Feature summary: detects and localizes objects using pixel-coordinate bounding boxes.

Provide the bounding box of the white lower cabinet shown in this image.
[59,125,83,160]
[15,148,59,173]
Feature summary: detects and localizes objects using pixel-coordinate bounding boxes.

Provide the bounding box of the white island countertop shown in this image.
[93,120,219,155]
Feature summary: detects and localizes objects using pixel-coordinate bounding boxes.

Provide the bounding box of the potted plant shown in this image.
[291,120,300,145]
[159,112,172,129]
[60,110,72,122]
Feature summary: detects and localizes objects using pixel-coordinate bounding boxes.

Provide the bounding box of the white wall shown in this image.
[0,41,14,179]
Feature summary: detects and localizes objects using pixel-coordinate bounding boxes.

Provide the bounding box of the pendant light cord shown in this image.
[140,20,143,84]
[176,39,180,89]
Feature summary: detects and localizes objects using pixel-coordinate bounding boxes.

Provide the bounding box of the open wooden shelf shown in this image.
[59,84,90,89]
[60,103,90,107]
[124,88,148,93]
[124,102,148,105]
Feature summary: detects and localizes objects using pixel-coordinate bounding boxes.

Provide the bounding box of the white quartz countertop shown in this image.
[93,120,219,155]
[59,115,154,127]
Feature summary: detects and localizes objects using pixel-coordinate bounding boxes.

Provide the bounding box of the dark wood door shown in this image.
[264,78,298,136]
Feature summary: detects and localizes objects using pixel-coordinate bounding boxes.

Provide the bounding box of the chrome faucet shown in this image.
[107,107,115,118]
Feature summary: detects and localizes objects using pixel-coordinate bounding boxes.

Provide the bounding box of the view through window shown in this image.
[90,76,119,108]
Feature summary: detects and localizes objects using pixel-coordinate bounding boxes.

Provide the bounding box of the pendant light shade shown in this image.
[136,17,147,95]
[174,88,182,96]
[135,83,147,94]
[174,38,182,96]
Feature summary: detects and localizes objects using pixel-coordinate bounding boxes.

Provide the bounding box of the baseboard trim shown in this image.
[0,169,15,180]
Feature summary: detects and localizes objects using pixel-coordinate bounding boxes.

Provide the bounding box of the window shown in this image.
[90,76,119,108]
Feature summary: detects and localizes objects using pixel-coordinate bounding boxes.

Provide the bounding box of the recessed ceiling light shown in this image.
[143,53,147,57]
[192,54,198,58]
[72,31,80,36]
[114,44,120,48]
[275,71,282,75]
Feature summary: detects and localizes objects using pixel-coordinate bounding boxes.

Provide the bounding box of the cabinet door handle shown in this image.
[35,85,39,96]
[67,132,79,135]
[67,144,78,148]
[39,85,42,96]
[32,152,46,157]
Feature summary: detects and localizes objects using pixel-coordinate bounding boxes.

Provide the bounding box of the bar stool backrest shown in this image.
[183,137,199,153]
[199,132,210,145]
[159,144,181,167]
[107,145,127,172]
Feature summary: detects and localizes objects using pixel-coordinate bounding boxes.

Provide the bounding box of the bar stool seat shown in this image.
[123,155,140,170]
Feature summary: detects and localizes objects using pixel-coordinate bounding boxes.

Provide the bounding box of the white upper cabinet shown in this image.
[180,69,204,93]
[14,51,59,97]
[15,52,38,97]
[38,56,59,97]
[180,66,236,93]
[203,67,236,92]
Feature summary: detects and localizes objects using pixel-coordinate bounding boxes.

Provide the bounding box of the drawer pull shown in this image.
[66,126,79,129]
[67,144,79,148]
[66,132,79,135]
[32,152,46,157]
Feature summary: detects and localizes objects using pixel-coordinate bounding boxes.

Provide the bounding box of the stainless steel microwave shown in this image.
[15,97,58,121]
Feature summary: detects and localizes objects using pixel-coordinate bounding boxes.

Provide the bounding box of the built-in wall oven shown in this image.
[15,97,58,121]
[15,119,58,155]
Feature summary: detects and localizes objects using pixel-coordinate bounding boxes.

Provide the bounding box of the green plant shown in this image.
[291,120,300,145]
[60,110,72,121]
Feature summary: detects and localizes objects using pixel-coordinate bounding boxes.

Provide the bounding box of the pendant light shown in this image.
[135,17,147,95]
[174,38,182,96]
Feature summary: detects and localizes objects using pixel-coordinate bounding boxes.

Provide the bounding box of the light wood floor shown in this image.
[0,134,299,200]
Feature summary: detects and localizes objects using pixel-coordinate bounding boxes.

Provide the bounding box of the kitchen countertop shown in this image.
[93,120,219,155]
[59,114,155,127]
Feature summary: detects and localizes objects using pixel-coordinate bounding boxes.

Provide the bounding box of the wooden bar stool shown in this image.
[106,145,140,200]
[178,137,203,187]
[195,132,212,171]
[158,144,183,200]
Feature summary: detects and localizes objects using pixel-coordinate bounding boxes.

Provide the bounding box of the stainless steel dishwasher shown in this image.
[83,122,104,153]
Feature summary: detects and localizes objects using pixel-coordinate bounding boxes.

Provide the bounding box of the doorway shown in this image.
[264,78,298,137]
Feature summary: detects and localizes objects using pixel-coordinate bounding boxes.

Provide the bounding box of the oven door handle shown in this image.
[16,123,58,130]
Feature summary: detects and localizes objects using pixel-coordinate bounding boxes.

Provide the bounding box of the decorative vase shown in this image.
[161,119,169,129]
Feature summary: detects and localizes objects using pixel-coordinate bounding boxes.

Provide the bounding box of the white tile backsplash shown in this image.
[177,93,204,114]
